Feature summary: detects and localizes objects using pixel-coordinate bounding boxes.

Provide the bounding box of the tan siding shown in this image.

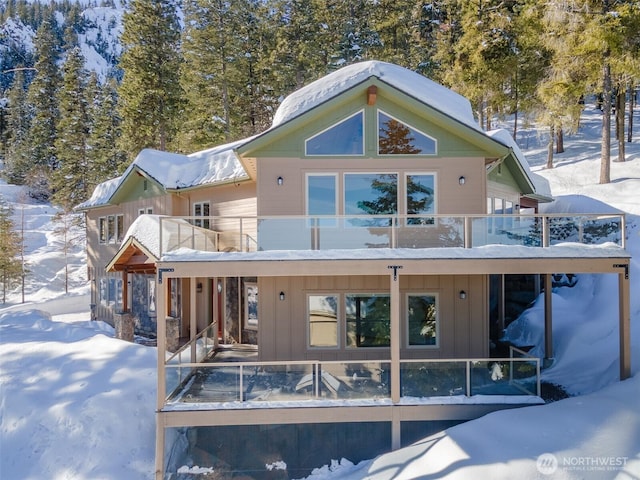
[257,274,487,362]
[257,156,487,217]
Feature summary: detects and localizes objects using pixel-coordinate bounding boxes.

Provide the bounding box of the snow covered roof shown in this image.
[76,145,250,210]
[271,60,481,131]
[487,128,552,200]
[75,176,121,209]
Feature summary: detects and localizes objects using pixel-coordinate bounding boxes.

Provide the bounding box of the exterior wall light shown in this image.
[458,176,466,185]
[459,290,467,299]
[197,282,203,293]
[279,291,285,301]
[217,280,223,293]
[277,176,284,186]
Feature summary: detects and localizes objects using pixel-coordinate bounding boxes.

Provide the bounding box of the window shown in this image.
[308,295,338,347]
[307,175,337,227]
[138,208,153,215]
[407,294,438,346]
[193,201,210,229]
[305,111,364,156]
[344,173,397,227]
[116,215,124,243]
[406,174,435,225]
[346,293,390,348]
[99,217,107,243]
[98,277,123,309]
[99,214,124,244]
[244,282,258,330]
[169,278,181,318]
[378,111,436,155]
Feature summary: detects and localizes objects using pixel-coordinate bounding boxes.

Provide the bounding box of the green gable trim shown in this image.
[238,77,509,160]
[109,167,166,205]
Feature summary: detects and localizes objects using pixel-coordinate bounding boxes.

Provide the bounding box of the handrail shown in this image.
[165,321,217,364]
[164,356,542,404]
[159,213,626,257]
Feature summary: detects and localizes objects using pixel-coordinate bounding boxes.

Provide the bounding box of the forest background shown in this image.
[0,0,639,296]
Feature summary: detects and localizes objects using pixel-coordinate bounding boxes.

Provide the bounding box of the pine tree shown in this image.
[2,70,31,185]
[24,16,60,201]
[0,197,23,303]
[53,45,91,210]
[267,0,328,94]
[118,0,183,156]
[87,77,127,187]
[179,0,247,149]
[437,1,521,130]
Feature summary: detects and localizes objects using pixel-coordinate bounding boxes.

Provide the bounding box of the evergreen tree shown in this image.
[118,0,183,156]
[2,70,31,185]
[267,0,328,93]
[24,16,60,201]
[0,197,23,303]
[368,0,416,66]
[437,1,521,130]
[331,0,382,67]
[179,0,248,149]
[87,77,127,187]
[53,45,91,210]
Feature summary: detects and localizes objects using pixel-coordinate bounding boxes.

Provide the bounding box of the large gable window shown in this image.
[305,111,364,156]
[378,111,436,155]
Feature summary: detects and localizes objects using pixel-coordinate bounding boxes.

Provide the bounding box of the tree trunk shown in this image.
[615,87,625,162]
[628,85,635,143]
[555,127,564,154]
[546,124,555,169]
[599,60,612,184]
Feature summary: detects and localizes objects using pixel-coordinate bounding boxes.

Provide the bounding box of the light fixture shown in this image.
[277,176,284,186]
[459,290,467,299]
[279,291,285,301]
[458,176,466,185]
[197,282,203,293]
[217,281,223,293]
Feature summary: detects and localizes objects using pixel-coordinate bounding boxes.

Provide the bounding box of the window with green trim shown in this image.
[305,111,364,156]
[378,111,436,155]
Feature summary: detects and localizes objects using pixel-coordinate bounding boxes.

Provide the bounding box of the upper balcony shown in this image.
[157,213,626,257]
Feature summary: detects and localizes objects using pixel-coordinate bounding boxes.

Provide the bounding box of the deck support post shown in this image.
[155,272,169,479]
[190,277,197,363]
[544,274,553,366]
[619,270,631,380]
[390,268,401,404]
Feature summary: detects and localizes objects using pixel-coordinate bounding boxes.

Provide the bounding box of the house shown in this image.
[78,61,631,479]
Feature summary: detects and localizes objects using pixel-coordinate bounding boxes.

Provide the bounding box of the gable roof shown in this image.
[271,60,480,131]
[487,129,553,202]
[76,144,250,210]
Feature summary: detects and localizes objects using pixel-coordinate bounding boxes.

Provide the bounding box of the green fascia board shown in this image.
[501,151,536,195]
[109,166,166,205]
[237,77,510,160]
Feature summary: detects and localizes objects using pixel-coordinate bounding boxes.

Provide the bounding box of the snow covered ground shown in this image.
[1,103,639,479]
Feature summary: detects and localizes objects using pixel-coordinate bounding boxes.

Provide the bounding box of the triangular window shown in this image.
[305,111,364,156]
[378,111,436,155]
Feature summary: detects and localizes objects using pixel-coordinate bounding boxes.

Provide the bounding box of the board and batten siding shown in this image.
[257,156,487,217]
[257,274,488,362]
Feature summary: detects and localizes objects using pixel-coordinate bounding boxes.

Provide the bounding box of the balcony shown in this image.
[162,323,542,411]
[157,213,626,257]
